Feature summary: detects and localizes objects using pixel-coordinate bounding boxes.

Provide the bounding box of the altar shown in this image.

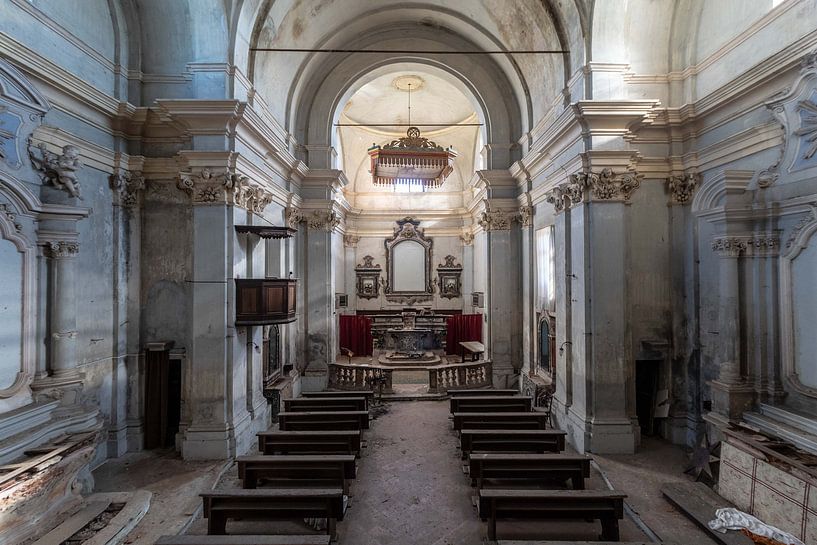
[377,310,442,365]
[383,328,434,352]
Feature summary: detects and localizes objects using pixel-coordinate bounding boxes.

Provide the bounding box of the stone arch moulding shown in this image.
[0,176,37,399]
[780,205,817,399]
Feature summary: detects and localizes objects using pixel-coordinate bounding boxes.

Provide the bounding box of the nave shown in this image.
[157,393,713,545]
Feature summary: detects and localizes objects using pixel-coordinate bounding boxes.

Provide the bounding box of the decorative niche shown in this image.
[384,217,434,303]
[355,255,381,300]
[436,255,463,299]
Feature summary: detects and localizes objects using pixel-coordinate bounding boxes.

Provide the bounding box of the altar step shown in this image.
[742,403,817,455]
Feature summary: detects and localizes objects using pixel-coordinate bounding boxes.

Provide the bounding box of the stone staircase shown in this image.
[742,403,817,455]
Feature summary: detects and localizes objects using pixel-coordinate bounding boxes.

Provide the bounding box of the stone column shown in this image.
[46,240,81,379]
[707,235,763,428]
[519,205,536,375]
[478,208,521,388]
[302,208,339,391]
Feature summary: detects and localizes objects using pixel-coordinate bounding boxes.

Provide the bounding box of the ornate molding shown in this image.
[110,170,145,207]
[712,235,780,258]
[46,240,79,258]
[459,231,474,246]
[0,203,22,232]
[545,185,567,213]
[787,209,817,248]
[666,173,700,204]
[234,176,274,213]
[307,210,341,232]
[343,235,360,247]
[177,169,273,212]
[29,142,82,199]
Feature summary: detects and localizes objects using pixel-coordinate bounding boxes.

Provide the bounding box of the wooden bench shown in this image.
[468,454,590,489]
[156,536,331,545]
[497,542,651,545]
[201,489,344,538]
[450,395,532,413]
[278,411,369,431]
[301,391,373,409]
[237,455,356,494]
[450,389,518,397]
[452,412,549,431]
[258,430,361,456]
[478,489,626,541]
[460,430,566,459]
[284,397,367,412]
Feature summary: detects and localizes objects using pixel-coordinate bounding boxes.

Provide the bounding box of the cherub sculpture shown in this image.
[29,142,82,199]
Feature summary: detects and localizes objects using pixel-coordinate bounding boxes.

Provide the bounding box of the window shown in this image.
[535,226,555,310]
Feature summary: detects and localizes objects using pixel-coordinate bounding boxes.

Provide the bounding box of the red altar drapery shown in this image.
[445,314,483,355]
[339,315,373,357]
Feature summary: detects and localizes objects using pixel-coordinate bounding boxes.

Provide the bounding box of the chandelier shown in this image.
[367,82,457,190]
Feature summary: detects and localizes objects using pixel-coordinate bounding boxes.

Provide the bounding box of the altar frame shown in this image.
[384,217,434,303]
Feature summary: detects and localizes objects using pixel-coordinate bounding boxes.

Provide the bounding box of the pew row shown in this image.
[155,536,331,545]
[258,430,361,456]
[449,388,518,397]
[460,430,565,460]
[284,397,367,412]
[452,412,549,431]
[201,489,344,539]
[301,391,373,409]
[237,455,356,494]
[278,411,369,431]
[468,454,590,489]
[478,489,626,541]
[450,396,532,414]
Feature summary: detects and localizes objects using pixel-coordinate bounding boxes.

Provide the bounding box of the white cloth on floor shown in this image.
[708,507,805,545]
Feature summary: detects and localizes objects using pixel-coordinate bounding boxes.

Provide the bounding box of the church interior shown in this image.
[1,1,816,544]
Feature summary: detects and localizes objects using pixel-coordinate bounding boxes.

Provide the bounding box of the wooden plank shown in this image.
[451,396,532,413]
[278,411,369,431]
[453,412,548,430]
[661,482,754,545]
[33,501,111,545]
[156,536,331,545]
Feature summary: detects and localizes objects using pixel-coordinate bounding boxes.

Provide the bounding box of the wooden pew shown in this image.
[460,430,566,460]
[156,536,331,545]
[237,455,356,494]
[201,489,344,538]
[478,489,626,541]
[452,412,549,431]
[258,430,361,456]
[278,411,369,431]
[301,391,373,409]
[450,396,532,414]
[468,454,590,489]
[450,389,518,397]
[284,397,367,412]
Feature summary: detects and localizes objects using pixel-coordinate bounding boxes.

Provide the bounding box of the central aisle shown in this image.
[338,400,483,545]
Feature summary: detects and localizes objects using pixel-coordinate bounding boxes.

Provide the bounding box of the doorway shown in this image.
[144,348,182,449]
[635,359,660,436]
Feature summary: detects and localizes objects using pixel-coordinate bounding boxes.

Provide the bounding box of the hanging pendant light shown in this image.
[368,83,457,190]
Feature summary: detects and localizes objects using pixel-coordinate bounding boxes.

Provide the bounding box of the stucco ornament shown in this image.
[286,207,304,228]
[786,208,817,248]
[545,184,568,212]
[0,203,22,232]
[667,173,701,204]
[29,143,82,199]
[711,235,779,258]
[343,234,360,247]
[46,240,80,258]
[794,98,817,160]
[177,168,234,203]
[110,170,145,207]
[233,176,274,213]
[518,205,533,227]
[308,210,341,231]
[459,231,474,245]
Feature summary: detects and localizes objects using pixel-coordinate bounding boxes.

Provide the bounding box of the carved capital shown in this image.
[478,209,512,231]
[177,168,234,204]
[308,210,341,232]
[518,205,534,227]
[667,173,700,204]
[712,235,780,258]
[343,235,360,247]
[585,168,642,201]
[286,207,304,228]
[29,143,83,199]
[110,170,145,207]
[233,176,274,213]
[546,185,568,213]
[46,240,80,258]
[460,231,474,246]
